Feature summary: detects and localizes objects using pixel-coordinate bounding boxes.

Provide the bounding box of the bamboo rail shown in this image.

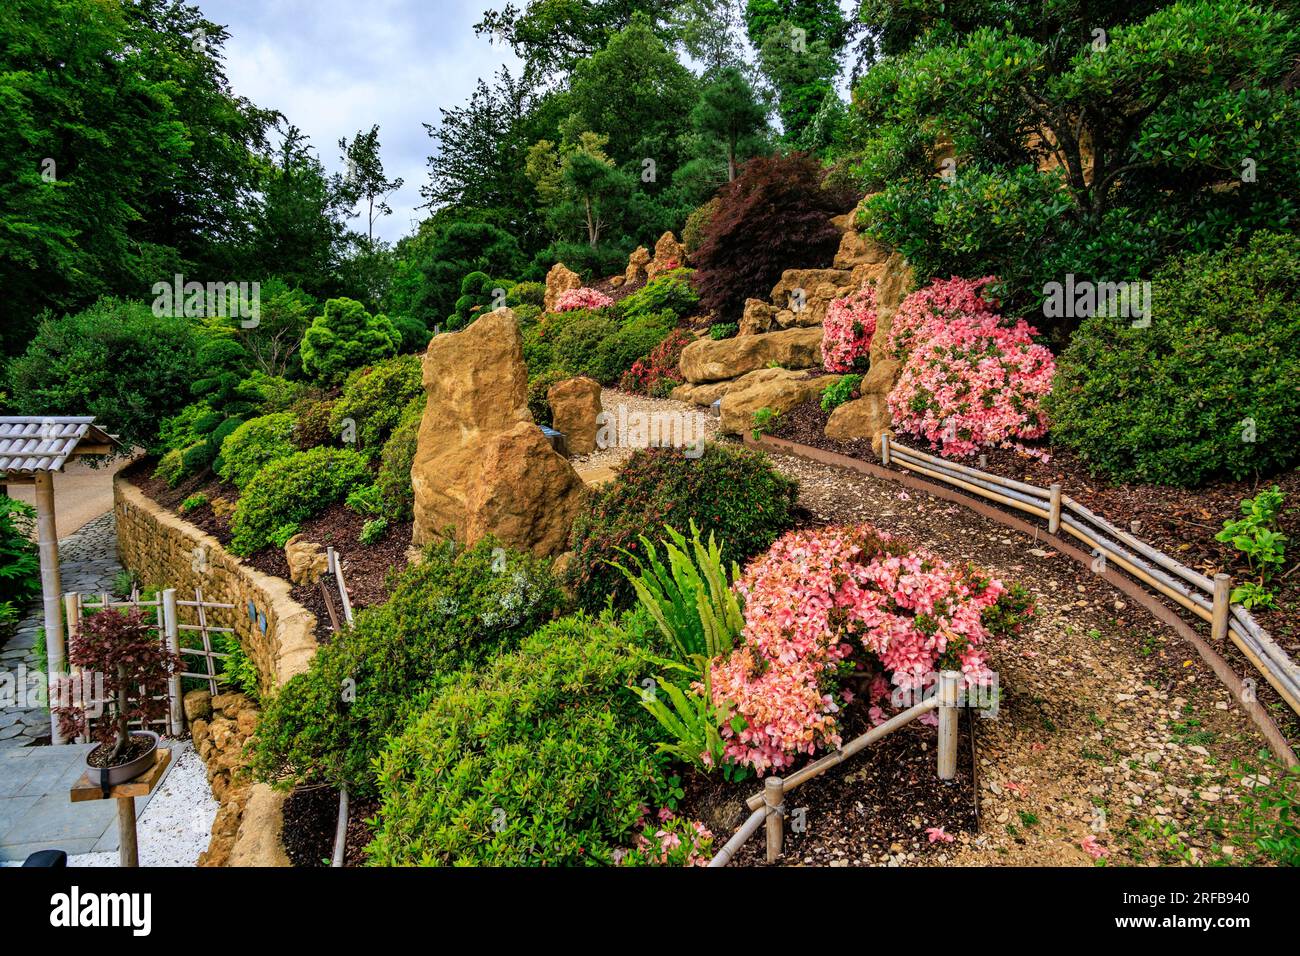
[325,546,356,870]
[797,434,1300,720]
[712,680,955,867]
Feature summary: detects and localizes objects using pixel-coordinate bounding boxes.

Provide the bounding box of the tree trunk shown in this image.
[109,661,129,763]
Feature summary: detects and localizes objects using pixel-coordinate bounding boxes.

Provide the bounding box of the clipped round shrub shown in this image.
[566,443,798,611]
[300,297,400,384]
[448,271,509,330]
[376,395,424,519]
[1047,233,1300,486]
[290,397,337,449]
[617,269,699,323]
[216,413,297,490]
[682,196,721,255]
[367,612,662,865]
[822,286,877,372]
[250,537,563,793]
[507,280,546,308]
[329,354,424,456]
[229,446,370,555]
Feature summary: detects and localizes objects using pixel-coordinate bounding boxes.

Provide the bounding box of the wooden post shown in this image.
[162,589,182,736]
[763,776,784,863]
[1048,483,1062,535]
[34,472,66,745]
[117,797,139,867]
[1211,573,1231,644]
[881,432,891,466]
[937,670,960,780]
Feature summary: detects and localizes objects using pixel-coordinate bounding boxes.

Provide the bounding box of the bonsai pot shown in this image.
[86,730,160,787]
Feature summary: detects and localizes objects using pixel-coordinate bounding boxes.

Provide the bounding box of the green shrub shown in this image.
[216,414,297,490]
[229,447,370,555]
[1047,233,1300,486]
[391,315,431,353]
[241,372,308,414]
[179,493,208,514]
[592,310,678,384]
[447,271,510,331]
[249,537,563,793]
[329,354,424,457]
[216,633,261,701]
[821,374,861,412]
[366,611,663,865]
[7,297,201,451]
[152,449,185,488]
[359,516,389,545]
[376,396,423,519]
[507,280,546,308]
[289,397,337,450]
[0,496,39,612]
[345,483,385,517]
[709,322,737,340]
[527,368,570,427]
[682,197,720,255]
[566,443,798,611]
[512,303,542,328]
[300,297,400,385]
[618,269,699,323]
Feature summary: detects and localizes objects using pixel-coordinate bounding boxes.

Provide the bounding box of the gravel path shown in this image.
[568,388,720,473]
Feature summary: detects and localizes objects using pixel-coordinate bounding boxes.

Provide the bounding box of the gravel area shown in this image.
[568,387,720,473]
[66,743,216,868]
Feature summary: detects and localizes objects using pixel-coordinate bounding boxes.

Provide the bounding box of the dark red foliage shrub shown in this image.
[692,154,857,320]
[54,607,180,751]
[618,329,693,397]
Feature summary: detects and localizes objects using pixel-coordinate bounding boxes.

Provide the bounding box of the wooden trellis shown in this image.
[65,585,236,738]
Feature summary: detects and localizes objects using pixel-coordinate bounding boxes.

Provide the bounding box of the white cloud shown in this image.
[200,0,521,243]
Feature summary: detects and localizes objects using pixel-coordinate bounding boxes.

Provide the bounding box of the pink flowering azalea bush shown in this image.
[822,286,877,372]
[886,275,1001,363]
[710,524,1032,773]
[554,286,614,312]
[884,276,1055,457]
[614,808,714,867]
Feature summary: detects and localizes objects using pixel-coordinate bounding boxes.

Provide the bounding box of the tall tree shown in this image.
[691,67,770,181]
[746,0,847,141]
[338,125,404,250]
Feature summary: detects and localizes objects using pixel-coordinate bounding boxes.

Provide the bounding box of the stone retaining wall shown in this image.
[113,475,313,866]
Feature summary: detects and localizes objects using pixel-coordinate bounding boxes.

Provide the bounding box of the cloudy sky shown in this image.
[200,0,522,245]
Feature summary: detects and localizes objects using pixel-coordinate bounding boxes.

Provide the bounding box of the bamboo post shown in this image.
[880,432,891,466]
[763,776,784,863]
[1211,573,1231,644]
[34,472,66,745]
[1048,483,1062,535]
[118,797,139,867]
[937,671,960,780]
[162,589,182,736]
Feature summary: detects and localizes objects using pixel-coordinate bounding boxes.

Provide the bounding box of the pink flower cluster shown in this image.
[822,286,877,373]
[884,277,1055,457]
[615,808,714,867]
[710,524,1011,773]
[886,275,1001,363]
[553,286,614,312]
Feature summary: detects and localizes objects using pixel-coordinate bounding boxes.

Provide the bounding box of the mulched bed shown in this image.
[281,785,381,867]
[123,461,412,643]
[680,704,978,866]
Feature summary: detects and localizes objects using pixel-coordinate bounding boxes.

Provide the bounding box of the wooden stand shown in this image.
[69,749,171,867]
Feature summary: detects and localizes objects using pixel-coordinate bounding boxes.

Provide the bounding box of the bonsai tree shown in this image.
[55,607,179,764]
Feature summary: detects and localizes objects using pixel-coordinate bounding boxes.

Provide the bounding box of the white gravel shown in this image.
[67,742,217,867]
[569,388,721,472]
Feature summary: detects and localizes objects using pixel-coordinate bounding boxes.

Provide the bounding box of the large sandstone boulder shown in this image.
[646,231,687,280]
[411,308,587,556]
[543,262,582,311]
[679,326,824,384]
[825,394,893,451]
[719,370,841,436]
[624,246,650,285]
[769,268,855,327]
[283,534,328,586]
[547,376,602,456]
[870,252,916,363]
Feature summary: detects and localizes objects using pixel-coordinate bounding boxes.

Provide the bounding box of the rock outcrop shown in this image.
[410,308,587,556]
[283,534,328,586]
[543,262,582,311]
[719,370,841,436]
[194,691,266,867]
[646,231,687,280]
[624,246,650,285]
[547,376,602,456]
[679,325,824,384]
[824,358,903,451]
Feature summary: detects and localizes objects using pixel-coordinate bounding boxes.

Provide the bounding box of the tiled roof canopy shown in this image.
[0,417,118,475]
